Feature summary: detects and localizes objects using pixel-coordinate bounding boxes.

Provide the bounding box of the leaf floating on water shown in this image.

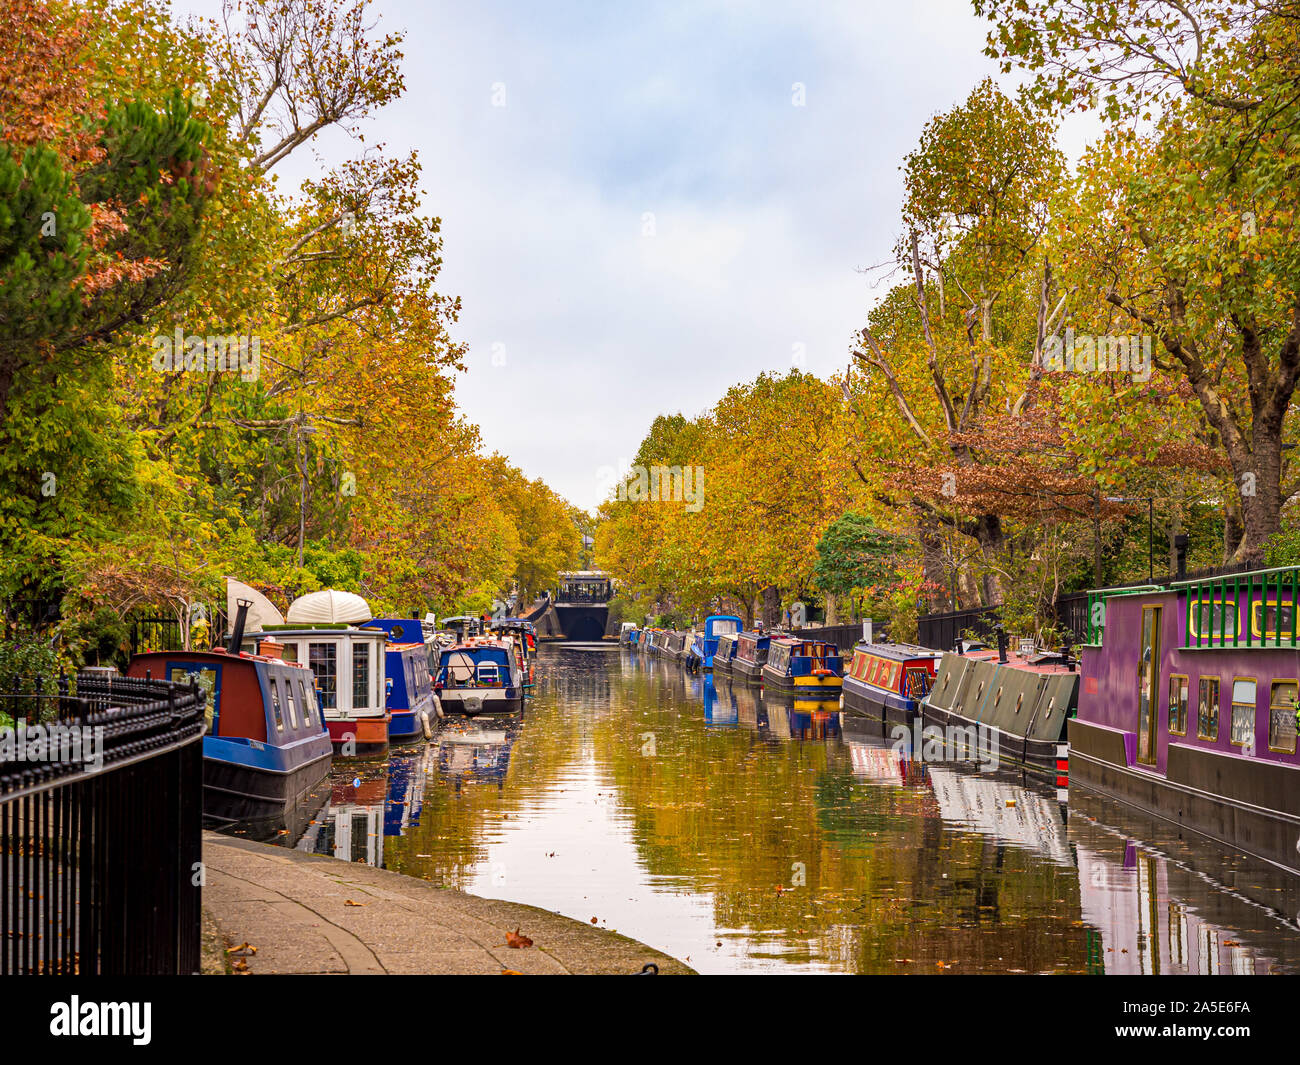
[506,927,533,949]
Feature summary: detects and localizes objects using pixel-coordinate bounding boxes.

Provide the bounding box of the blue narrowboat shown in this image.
[731,630,773,683]
[435,636,525,716]
[713,632,740,674]
[367,617,440,743]
[128,603,333,828]
[761,637,844,694]
[687,614,743,671]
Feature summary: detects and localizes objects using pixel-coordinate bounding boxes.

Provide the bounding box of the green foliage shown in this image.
[0,632,62,727]
[813,512,903,599]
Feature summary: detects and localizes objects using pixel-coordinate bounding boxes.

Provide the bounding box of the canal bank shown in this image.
[201,832,694,975]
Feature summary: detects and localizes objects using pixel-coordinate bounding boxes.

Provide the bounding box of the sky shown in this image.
[178,0,1098,510]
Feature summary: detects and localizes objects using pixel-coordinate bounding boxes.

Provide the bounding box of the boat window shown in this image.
[269,677,284,732]
[1197,676,1220,740]
[1167,675,1189,736]
[994,686,1004,706]
[284,677,299,729]
[1252,601,1295,640]
[1268,681,1298,753]
[352,644,370,709]
[1230,678,1256,748]
[279,643,298,664]
[1188,599,1237,640]
[1044,698,1055,718]
[975,681,985,701]
[293,675,310,725]
[713,619,739,635]
[309,642,338,709]
[1014,692,1023,714]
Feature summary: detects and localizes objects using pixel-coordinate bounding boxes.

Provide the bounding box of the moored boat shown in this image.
[687,614,743,671]
[252,589,392,757]
[921,644,1077,773]
[1071,566,1300,873]
[713,632,739,674]
[760,637,843,694]
[842,641,942,723]
[128,601,333,827]
[731,630,772,683]
[435,636,525,716]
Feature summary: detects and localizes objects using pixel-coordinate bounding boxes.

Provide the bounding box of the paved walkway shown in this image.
[202,832,693,975]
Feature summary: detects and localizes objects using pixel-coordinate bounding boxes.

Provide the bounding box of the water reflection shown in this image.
[220,644,1300,974]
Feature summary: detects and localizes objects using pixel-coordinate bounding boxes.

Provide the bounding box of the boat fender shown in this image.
[432,693,446,720]
[420,708,434,740]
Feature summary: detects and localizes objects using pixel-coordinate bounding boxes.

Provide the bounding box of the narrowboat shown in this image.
[660,630,689,662]
[440,614,482,640]
[842,641,942,723]
[128,601,333,827]
[487,617,539,689]
[435,636,525,715]
[366,618,440,743]
[687,614,743,671]
[713,632,739,674]
[760,637,843,694]
[250,589,392,757]
[920,643,1077,772]
[730,630,772,683]
[1071,567,1300,874]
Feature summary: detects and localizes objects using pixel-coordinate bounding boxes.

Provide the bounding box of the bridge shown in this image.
[524,571,617,642]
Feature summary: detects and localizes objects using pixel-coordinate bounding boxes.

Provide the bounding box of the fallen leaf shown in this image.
[506,928,533,949]
[344,900,365,907]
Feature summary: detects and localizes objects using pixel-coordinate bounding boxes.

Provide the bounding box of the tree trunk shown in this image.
[762,585,781,629]
[825,594,840,625]
[971,513,1005,605]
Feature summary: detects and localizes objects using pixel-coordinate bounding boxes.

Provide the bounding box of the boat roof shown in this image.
[131,648,310,670]
[951,647,1078,675]
[852,640,943,661]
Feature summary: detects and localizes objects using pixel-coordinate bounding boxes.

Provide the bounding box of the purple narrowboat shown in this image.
[1071,568,1300,874]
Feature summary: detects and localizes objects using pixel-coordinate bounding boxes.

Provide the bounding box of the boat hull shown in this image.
[388,710,427,745]
[202,749,333,828]
[326,716,389,758]
[439,688,523,716]
[1069,717,1300,874]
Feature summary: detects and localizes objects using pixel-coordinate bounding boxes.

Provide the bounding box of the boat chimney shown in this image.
[1062,629,1075,672]
[954,635,964,656]
[227,598,252,655]
[995,623,1008,664]
[1174,534,1189,580]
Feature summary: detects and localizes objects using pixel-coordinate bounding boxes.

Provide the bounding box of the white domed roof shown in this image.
[285,589,372,624]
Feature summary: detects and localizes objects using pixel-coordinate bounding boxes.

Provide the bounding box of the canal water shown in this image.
[233,644,1300,974]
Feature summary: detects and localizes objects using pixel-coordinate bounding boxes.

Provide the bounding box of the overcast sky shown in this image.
[181,0,1096,510]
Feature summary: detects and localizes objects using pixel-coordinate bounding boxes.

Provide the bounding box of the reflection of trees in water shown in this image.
[594,671,1094,973]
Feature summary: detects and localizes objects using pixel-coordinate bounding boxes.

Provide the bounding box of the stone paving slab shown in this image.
[202,832,694,975]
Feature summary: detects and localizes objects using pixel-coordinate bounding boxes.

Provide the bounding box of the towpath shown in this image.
[201,831,694,975]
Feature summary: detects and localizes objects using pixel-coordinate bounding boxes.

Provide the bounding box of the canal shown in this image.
[238,644,1300,974]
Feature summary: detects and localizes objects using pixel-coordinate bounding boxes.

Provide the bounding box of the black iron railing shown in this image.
[0,672,205,974]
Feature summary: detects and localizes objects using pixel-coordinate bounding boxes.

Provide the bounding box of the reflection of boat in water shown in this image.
[384,748,428,837]
[296,768,391,866]
[701,675,737,727]
[1069,788,1300,974]
[436,713,523,789]
[760,689,842,741]
[925,765,1073,867]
